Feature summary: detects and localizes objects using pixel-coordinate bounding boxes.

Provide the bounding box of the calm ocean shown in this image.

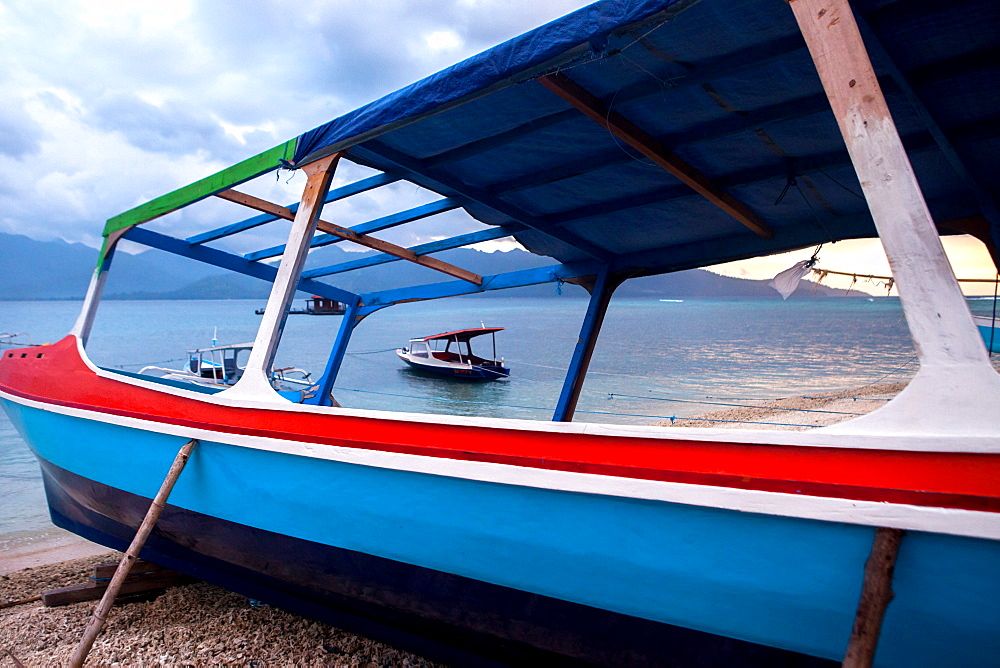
[2,296,997,553]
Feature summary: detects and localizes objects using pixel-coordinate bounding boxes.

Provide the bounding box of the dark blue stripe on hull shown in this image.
[39,456,832,667]
[400,359,509,380]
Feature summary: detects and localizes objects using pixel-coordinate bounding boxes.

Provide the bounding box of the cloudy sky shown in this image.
[1,0,995,294]
[0,0,597,248]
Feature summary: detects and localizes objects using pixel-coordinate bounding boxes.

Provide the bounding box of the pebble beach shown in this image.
[0,551,438,666]
[0,383,902,666]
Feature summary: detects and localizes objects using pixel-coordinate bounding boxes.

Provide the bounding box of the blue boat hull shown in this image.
[976,321,999,353]
[5,398,1000,666]
[39,456,830,666]
[399,356,510,380]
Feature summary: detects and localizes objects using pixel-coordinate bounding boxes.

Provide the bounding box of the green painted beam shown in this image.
[102,139,298,239]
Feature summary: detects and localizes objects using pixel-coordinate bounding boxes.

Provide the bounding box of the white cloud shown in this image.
[423,29,464,52]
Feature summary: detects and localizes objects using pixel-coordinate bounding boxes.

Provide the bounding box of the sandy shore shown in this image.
[1,530,111,577]
[657,381,906,430]
[0,383,902,665]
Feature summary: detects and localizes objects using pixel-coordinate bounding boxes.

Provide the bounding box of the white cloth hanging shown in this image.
[769,260,814,299]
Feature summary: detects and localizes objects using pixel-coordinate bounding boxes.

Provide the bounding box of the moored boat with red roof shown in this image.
[396,327,509,380]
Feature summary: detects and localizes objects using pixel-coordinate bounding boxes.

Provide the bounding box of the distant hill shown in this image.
[0,233,221,300]
[0,231,857,301]
[0,234,98,300]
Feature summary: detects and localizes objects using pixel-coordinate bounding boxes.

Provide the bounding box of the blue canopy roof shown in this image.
[285,0,1000,275]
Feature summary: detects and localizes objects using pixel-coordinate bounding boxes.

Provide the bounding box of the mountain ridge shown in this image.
[0,232,857,301]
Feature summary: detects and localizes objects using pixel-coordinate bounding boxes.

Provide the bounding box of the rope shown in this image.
[331,386,823,428]
[607,392,865,415]
[989,272,998,357]
[841,355,918,392]
[659,415,821,428]
[334,386,551,412]
[0,333,40,347]
[469,364,509,377]
[817,168,866,201]
[110,357,187,370]
[505,357,651,381]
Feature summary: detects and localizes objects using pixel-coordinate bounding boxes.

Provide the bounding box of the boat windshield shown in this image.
[445,339,472,359]
[191,346,250,383]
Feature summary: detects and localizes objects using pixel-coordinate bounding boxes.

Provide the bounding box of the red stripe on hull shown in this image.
[2,336,999,513]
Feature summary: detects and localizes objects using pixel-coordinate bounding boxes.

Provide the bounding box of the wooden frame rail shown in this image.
[215,189,482,285]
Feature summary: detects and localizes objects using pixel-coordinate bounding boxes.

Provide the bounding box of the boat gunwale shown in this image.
[3,334,996,454]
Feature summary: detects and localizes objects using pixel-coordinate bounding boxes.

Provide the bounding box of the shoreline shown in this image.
[0,529,110,577]
[658,381,906,430]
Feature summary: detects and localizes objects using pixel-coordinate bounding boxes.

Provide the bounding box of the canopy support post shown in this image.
[70,233,123,348]
[305,300,361,407]
[553,267,616,422]
[223,153,342,401]
[788,0,1000,437]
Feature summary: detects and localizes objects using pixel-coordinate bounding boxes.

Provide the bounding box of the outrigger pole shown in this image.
[788,0,1000,438]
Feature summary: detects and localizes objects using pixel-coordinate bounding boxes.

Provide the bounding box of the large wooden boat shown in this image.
[1,1,998,665]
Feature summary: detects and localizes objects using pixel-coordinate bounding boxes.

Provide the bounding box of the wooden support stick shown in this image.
[0,595,41,610]
[69,439,198,668]
[843,527,903,668]
[1,648,26,668]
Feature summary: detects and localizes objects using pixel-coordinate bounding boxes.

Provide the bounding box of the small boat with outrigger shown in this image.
[396,327,509,380]
[139,340,318,402]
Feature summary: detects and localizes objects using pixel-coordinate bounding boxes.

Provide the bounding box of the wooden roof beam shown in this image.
[420,37,808,173]
[538,72,773,239]
[215,189,483,285]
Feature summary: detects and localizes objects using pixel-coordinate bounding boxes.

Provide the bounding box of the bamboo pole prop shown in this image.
[843,527,904,668]
[0,595,41,610]
[69,439,198,668]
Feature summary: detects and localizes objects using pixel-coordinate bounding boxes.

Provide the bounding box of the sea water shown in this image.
[2,296,997,552]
